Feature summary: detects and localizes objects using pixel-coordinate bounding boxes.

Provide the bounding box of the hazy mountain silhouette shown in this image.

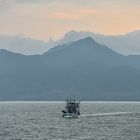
[0,37,140,101]
[58,30,140,55]
[0,30,140,55]
[0,34,57,55]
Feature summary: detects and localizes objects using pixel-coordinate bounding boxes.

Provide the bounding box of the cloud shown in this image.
[15,0,51,4]
[49,8,101,20]
[1,0,140,10]
[0,0,14,11]
[13,0,140,6]
[50,12,79,20]
[0,0,140,41]
[14,0,92,5]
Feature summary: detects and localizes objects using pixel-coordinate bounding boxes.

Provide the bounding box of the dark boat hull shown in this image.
[62,112,79,118]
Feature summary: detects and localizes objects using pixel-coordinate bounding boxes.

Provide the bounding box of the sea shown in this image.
[0,101,140,140]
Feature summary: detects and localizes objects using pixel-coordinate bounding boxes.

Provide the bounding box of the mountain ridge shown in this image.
[1,30,140,55]
[0,37,140,101]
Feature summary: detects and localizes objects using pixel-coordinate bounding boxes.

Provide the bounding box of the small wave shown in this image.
[80,112,133,117]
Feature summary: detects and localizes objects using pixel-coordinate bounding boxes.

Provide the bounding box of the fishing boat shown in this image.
[62,99,80,118]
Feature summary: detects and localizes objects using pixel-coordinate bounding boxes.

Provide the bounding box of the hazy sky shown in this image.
[0,0,140,40]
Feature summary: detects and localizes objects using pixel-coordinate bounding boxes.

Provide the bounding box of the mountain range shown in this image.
[0,34,56,55]
[0,30,140,55]
[0,37,140,101]
[58,30,140,55]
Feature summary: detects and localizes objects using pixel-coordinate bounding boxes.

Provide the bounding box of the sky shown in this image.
[0,0,140,41]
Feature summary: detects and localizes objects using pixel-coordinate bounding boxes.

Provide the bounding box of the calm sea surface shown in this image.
[0,102,140,140]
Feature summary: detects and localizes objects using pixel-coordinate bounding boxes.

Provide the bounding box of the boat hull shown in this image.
[62,113,79,118]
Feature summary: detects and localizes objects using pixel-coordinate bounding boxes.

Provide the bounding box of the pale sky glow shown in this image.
[0,0,140,40]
